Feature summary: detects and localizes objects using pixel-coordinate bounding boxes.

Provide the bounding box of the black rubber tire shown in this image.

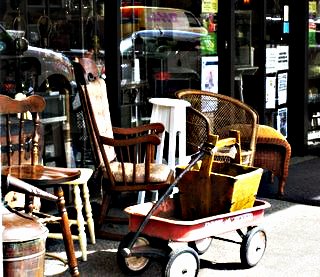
[163,246,200,277]
[116,232,152,275]
[240,227,267,268]
[188,237,213,255]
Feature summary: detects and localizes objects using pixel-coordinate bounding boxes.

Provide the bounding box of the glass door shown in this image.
[118,1,217,126]
[307,0,320,149]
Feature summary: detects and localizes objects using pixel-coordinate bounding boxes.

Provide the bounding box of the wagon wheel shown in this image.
[116,232,152,275]
[163,246,200,277]
[188,237,213,255]
[240,227,267,268]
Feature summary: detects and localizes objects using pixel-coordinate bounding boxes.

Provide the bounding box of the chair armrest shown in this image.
[5,175,58,202]
[112,122,164,136]
[256,125,291,148]
[99,133,161,147]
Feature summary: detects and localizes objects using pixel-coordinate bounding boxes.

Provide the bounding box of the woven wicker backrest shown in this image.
[176,89,259,165]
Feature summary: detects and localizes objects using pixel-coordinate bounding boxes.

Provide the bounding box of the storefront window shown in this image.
[0,0,217,96]
[0,0,214,165]
[119,3,212,98]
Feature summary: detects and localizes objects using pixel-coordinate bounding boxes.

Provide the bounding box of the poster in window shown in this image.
[266,47,277,74]
[202,0,218,13]
[200,32,217,55]
[265,76,276,109]
[277,107,288,138]
[277,45,289,71]
[278,72,288,105]
[201,56,218,93]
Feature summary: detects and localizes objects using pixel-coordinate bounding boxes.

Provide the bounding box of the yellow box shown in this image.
[176,161,263,220]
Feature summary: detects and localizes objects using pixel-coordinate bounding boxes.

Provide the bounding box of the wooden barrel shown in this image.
[2,206,48,277]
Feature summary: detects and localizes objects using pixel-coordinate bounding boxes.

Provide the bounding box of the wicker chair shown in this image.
[176,89,291,196]
[254,125,291,196]
[175,89,258,166]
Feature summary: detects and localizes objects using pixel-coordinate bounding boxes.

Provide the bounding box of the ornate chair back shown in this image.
[0,94,81,276]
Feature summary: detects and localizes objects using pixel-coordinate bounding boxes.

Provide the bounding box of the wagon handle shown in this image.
[122,139,219,256]
[122,132,242,257]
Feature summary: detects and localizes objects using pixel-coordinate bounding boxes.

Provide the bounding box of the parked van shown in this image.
[121,6,207,38]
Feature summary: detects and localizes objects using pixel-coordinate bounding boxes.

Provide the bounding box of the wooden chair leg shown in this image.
[278,176,287,197]
[82,182,96,244]
[97,192,112,227]
[54,186,80,277]
[73,184,87,261]
[96,192,126,241]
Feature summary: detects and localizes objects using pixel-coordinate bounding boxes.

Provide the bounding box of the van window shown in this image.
[185,11,202,27]
[120,6,205,39]
[0,26,14,54]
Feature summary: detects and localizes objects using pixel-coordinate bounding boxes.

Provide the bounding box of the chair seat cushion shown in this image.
[110,162,172,183]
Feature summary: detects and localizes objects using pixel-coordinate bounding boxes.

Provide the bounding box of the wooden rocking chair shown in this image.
[73,58,174,240]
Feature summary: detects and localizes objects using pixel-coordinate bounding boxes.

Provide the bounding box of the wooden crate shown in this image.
[176,160,263,220]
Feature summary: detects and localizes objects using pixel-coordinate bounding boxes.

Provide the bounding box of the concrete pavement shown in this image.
[44,196,320,277]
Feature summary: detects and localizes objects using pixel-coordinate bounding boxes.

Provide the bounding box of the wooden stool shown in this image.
[49,168,96,261]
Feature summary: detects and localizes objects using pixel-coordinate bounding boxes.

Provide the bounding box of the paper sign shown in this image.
[266,47,277,74]
[278,107,288,138]
[265,76,276,109]
[201,56,218,93]
[278,72,288,105]
[277,45,289,71]
[202,0,218,13]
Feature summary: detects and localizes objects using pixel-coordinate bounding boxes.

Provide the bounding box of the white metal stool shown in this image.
[48,168,96,261]
[138,98,191,203]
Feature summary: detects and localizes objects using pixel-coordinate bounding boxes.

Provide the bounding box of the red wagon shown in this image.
[117,136,271,276]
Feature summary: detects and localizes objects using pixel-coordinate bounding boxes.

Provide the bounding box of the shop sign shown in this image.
[202,0,218,13]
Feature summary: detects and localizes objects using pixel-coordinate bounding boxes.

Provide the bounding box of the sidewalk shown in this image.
[45,196,320,277]
[43,155,320,276]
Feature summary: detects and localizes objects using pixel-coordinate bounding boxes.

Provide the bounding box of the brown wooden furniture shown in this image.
[73,58,175,240]
[49,167,96,262]
[175,89,291,196]
[175,89,258,166]
[254,124,292,196]
[0,94,81,277]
